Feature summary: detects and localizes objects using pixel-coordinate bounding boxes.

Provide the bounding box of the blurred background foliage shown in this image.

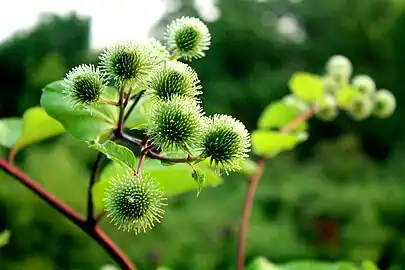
[1,0,405,269]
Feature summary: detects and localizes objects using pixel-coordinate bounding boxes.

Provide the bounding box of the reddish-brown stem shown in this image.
[117,86,126,132]
[136,151,148,175]
[0,158,136,270]
[237,157,267,270]
[236,105,317,270]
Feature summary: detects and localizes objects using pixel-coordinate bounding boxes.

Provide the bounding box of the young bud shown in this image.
[165,16,211,60]
[373,89,396,118]
[201,114,251,175]
[104,174,166,234]
[326,55,352,81]
[283,94,309,112]
[147,38,170,62]
[148,95,204,152]
[316,94,339,121]
[146,61,201,101]
[99,41,158,86]
[347,94,374,121]
[351,74,376,95]
[322,75,340,93]
[63,64,105,107]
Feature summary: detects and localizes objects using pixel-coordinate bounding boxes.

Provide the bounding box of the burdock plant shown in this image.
[0,15,394,270]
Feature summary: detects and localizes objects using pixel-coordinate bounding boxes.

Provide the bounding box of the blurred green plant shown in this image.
[0,230,11,248]
[0,14,395,270]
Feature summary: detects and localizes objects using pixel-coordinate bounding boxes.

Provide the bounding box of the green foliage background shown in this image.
[1,0,405,269]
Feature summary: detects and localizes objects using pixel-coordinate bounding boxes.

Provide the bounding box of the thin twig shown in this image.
[148,150,199,163]
[117,86,126,132]
[123,90,146,122]
[237,157,267,270]
[136,152,148,176]
[236,105,317,270]
[120,132,143,148]
[95,211,107,224]
[87,153,104,225]
[100,97,120,106]
[0,158,136,270]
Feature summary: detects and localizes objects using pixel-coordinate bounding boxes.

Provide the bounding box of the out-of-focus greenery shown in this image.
[1,0,405,269]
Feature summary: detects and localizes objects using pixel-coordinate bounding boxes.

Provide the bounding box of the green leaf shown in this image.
[0,230,11,248]
[191,167,206,196]
[280,261,357,270]
[40,80,119,141]
[258,101,308,132]
[360,261,379,270]
[92,160,222,210]
[0,118,23,148]
[247,256,279,270]
[13,107,65,153]
[126,94,153,130]
[88,140,136,170]
[336,86,359,107]
[251,130,303,157]
[289,72,324,103]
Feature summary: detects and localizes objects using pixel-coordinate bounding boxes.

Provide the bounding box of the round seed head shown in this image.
[104,174,166,234]
[99,41,158,86]
[148,95,204,152]
[347,93,374,121]
[63,64,105,107]
[373,89,396,118]
[165,16,211,60]
[326,55,353,81]
[201,114,251,175]
[351,74,376,95]
[316,94,339,121]
[146,61,202,101]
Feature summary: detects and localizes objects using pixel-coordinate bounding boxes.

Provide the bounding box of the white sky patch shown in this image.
[0,0,166,49]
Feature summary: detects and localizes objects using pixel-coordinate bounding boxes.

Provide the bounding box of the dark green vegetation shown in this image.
[1,0,405,269]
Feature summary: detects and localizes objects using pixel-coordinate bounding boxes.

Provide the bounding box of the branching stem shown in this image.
[0,158,136,270]
[87,153,105,225]
[236,105,317,270]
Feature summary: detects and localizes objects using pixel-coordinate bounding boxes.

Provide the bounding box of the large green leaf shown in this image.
[289,72,324,103]
[258,101,308,132]
[251,130,305,157]
[360,261,379,270]
[92,159,223,210]
[280,261,357,270]
[13,107,65,153]
[0,118,23,148]
[88,140,136,170]
[247,257,363,270]
[40,80,119,141]
[247,256,279,270]
[126,94,154,130]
